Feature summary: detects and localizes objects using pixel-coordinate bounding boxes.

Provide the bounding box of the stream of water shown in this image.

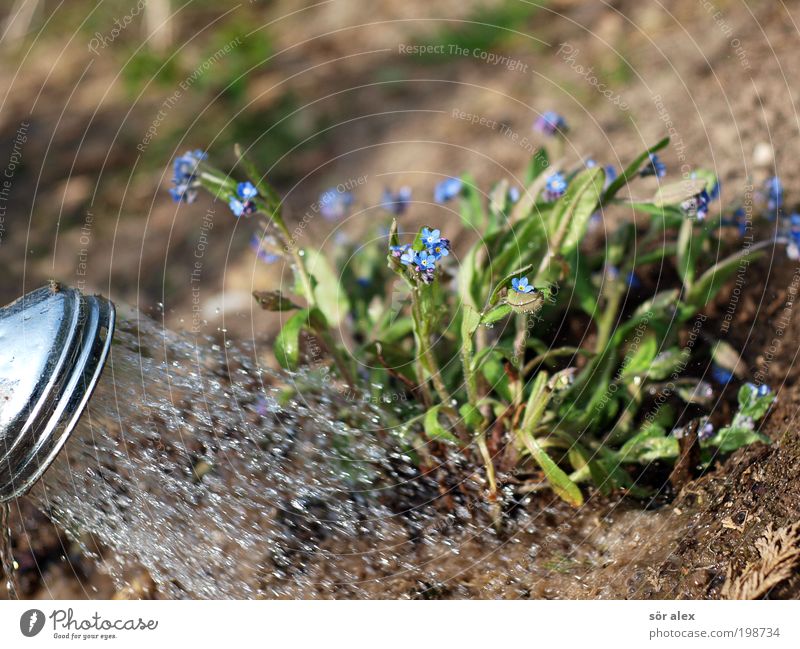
[1,503,19,598]
[16,308,442,598]
[0,308,679,599]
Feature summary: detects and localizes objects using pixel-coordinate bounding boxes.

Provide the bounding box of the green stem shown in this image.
[420,327,453,407]
[476,430,498,500]
[199,170,237,192]
[594,282,625,354]
[522,346,586,377]
[409,296,435,407]
[461,348,479,409]
[460,322,480,410]
[411,289,467,439]
[260,205,357,385]
[512,313,528,369]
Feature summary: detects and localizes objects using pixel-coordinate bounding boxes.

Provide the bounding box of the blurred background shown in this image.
[0,0,796,346]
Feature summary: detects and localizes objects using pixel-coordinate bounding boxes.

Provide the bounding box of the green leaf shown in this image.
[424,405,461,445]
[379,316,414,343]
[687,248,764,309]
[613,290,680,346]
[458,241,482,309]
[618,423,667,460]
[491,230,540,279]
[525,147,550,184]
[737,384,776,420]
[629,243,678,267]
[459,403,484,429]
[674,379,714,406]
[411,227,426,252]
[620,203,686,232]
[275,309,310,369]
[459,173,486,230]
[652,178,708,207]
[510,173,553,224]
[622,201,685,221]
[707,426,769,454]
[252,290,300,312]
[573,447,650,497]
[506,288,545,315]
[570,249,599,317]
[621,435,679,463]
[492,210,550,276]
[461,303,482,339]
[624,289,679,334]
[601,137,669,203]
[481,303,512,325]
[620,333,658,379]
[388,218,400,248]
[606,222,635,269]
[554,167,605,255]
[565,443,614,496]
[471,345,515,372]
[690,169,718,194]
[521,371,550,432]
[481,355,513,402]
[646,348,685,381]
[303,248,349,325]
[519,368,587,503]
[519,432,584,507]
[676,217,698,289]
[488,179,511,228]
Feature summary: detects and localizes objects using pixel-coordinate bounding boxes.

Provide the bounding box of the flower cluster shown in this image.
[681,188,711,221]
[708,178,721,201]
[766,176,783,212]
[533,111,568,136]
[785,213,800,260]
[390,227,450,283]
[320,187,353,220]
[434,177,463,203]
[746,382,771,398]
[381,186,412,215]
[543,172,568,202]
[639,153,666,178]
[229,181,259,217]
[672,417,715,441]
[699,418,715,441]
[169,149,206,203]
[711,363,734,385]
[605,265,642,289]
[511,276,535,294]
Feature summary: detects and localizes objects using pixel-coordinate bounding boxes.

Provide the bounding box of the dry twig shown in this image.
[722,522,800,599]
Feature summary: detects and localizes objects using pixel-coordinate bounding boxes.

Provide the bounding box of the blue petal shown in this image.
[229,198,245,217]
[237,181,258,200]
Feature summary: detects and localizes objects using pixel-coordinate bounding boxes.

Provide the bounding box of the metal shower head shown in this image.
[0,283,115,502]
